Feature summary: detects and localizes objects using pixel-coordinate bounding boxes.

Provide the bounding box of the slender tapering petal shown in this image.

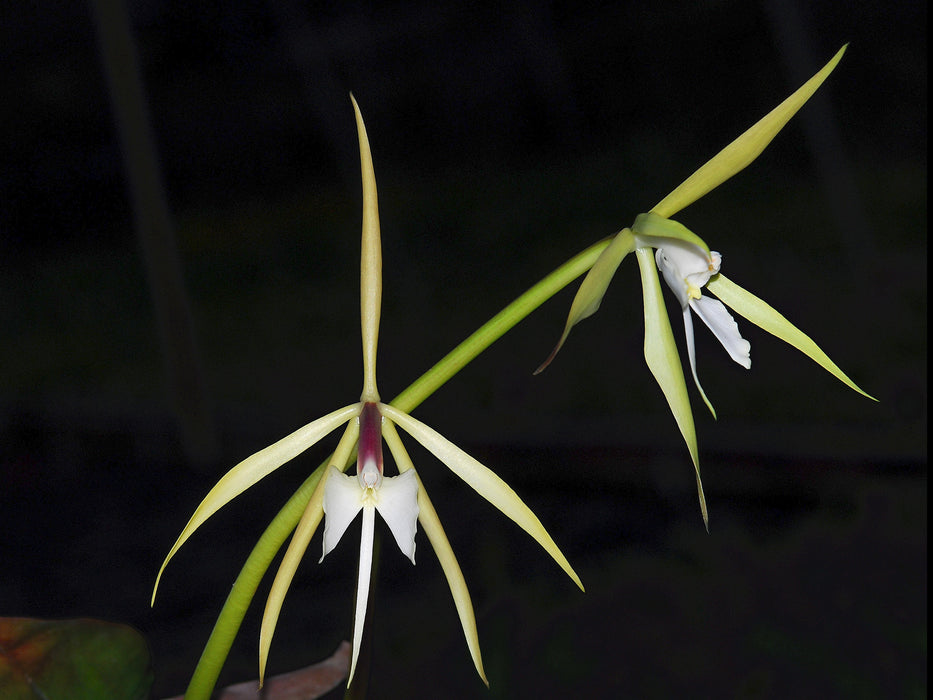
[381,420,488,685]
[636,247,708,528]
[536,229,635,373]
[352,94,382,402]
[259,419,361,686]
[152,403,362,604]
[651,45,847,219]
[707,274,875,399]
[379,403,584,590]
[411,478,488,684]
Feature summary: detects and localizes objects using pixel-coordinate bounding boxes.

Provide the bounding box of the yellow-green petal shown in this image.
[381,421,488,686]
[379,403,584,591]
[535,229,635,373]
[636,247,708,528]
[707,273,875,400]
[152,403,362,604]
[631,212,711,254]
[258,420,360,686]
[651,45,847,219]
[351,93,382,403]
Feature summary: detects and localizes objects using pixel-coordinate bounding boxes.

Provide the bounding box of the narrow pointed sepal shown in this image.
[351,94,382,402]
[651,45,848,219]
[380,419,488,685]
[535,229,635,374]
[706,274,875,400]
[260,494,326,687]
[152,403,361,605]
[379,404,584,591]
[260,498,325,687]
[260,419,360,686]
[416,484,489,685]
[636,248,709,527]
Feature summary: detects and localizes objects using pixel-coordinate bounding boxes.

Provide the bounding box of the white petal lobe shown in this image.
[375,470,420,564]
[690,295,752,368]
[321,466,364,561]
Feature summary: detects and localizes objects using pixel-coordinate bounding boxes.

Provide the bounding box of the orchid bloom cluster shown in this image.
[152,96,582,688]
[536,45,873,526]
[153,46,875,698]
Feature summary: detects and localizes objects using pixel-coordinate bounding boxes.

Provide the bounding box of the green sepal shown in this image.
[636,247,709,528]
[535,229,635,373]
[707,273,875,400]
[651,45,848,219]
[632,212,711,255]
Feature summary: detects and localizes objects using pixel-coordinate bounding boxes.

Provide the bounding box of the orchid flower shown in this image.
[537,46,874,527]
[633,212,751,418]
[152,95,582,689]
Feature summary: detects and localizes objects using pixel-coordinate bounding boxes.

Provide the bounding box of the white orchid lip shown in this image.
[654,240,750,365]
[652,235,751,418]
[655,241,721,308]
[320,401,420,685]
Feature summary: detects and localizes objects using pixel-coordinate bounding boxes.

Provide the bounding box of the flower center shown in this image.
[357,402,384,490]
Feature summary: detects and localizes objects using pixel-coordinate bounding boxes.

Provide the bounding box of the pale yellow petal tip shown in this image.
[551,545,585,591]
[695,473,709,532]
[571,570,586,593]
[258,613,277,690]
[151,556,172,606]
[533,329,570,375]
[468,641,488,687]
[851,381,878,403]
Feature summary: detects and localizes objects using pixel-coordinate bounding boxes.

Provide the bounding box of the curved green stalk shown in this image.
[184,237,610,699]
[184,466,328,699]
[391,239,611,413]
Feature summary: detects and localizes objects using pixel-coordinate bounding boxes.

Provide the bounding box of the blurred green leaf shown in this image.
[0,617,152,700]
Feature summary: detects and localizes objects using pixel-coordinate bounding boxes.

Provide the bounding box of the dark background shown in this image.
[1,1,925,698]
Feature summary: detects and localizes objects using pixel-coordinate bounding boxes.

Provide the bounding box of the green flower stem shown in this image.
[391,238,610,414]
[183,468,326,700]
[184,237,611,699]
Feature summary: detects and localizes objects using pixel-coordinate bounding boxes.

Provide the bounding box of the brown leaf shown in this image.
[161,641,350,700]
